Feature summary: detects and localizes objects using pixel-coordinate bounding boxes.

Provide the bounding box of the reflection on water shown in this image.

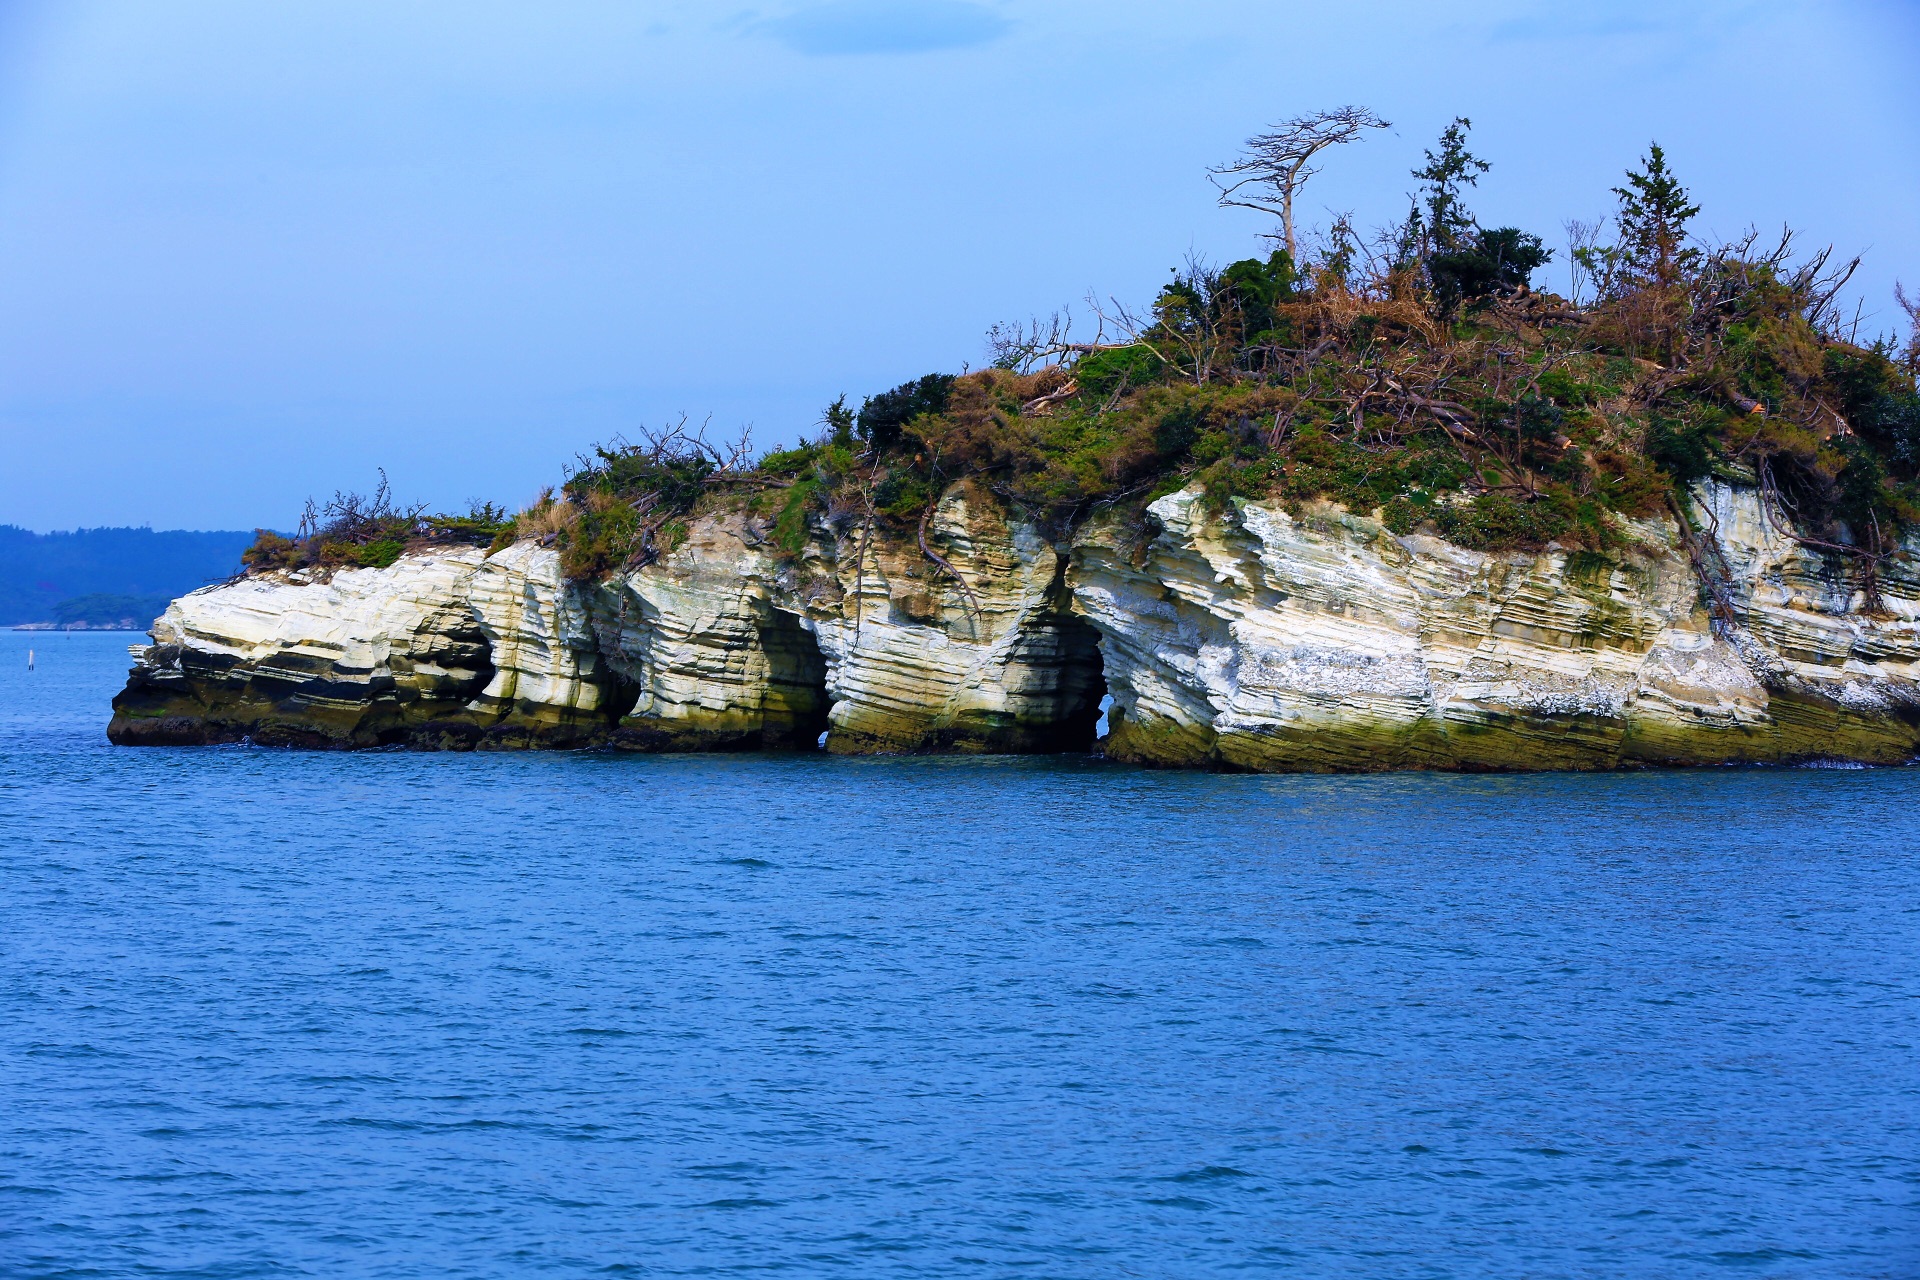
[2,632,1916,1278]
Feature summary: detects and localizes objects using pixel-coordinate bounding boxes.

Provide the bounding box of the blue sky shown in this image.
[0,0,1914,530]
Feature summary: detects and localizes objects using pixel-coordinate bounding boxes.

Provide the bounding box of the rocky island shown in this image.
[109,130,1920,769]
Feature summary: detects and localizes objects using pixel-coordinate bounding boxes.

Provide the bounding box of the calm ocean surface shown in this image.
[2,630,1916,1278]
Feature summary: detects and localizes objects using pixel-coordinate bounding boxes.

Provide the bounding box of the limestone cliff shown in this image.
[109,481,1920,769]
[112,482,1103,755]
[1076,482,1920,770]
[108,542,618,748]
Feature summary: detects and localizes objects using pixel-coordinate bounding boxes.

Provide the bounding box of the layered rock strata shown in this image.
[108,542,620,748]
[111,482,1104,754]
[110,481,1920,769]
[1077,483,1920,770]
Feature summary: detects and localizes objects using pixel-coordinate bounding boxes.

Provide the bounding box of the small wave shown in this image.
[1162,1166,1251,1184]
[685,1162,768,1179]
[1703,1247,1820,1265]
[1143,1195,1214,1210]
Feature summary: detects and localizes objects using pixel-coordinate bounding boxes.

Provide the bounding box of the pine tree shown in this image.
[1407,119,1549,314]
[1613,143,1699,289]
[824,395,856,448]
[1413,118,1488,255]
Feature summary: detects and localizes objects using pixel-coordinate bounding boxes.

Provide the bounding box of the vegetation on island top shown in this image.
[247,112,1920,602]
[243,472,512,573]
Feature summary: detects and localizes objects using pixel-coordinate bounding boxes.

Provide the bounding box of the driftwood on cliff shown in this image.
[916,505,985,625]
[1756,456,1899,615]
[1668,493,1742,638]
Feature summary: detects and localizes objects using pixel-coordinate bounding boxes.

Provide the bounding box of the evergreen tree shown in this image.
[1405,118,1549,313]
[1413,118,1488,254]
[1613,143,1699,288]
[824,395,855,448]
[1390,199,1424,276]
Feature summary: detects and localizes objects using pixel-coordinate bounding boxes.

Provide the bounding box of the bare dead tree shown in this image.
[1788,244,1863,341]
[1668,492,1744,638]
[1080,290,1150,349]
[987,299,1168,393]
[592,415,758,480]
[1563,218,1605,304]
[1894,282,1920,375]
[1208,106,1389,261]
[986,309,1074,373]
[300,468,428,544]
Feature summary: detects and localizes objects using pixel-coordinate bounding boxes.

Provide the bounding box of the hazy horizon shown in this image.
[2,0,1915,532]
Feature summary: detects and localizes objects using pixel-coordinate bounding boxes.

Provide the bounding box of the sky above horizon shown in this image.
[0,0,1915,531]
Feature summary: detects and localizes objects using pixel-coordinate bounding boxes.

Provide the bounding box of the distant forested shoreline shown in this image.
[0,525,254,627]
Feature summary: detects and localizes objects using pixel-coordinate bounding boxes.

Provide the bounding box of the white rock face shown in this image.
[1071,482,1920,769]
[589,481,1102,751]
[465,541,618,732]
[111,481,1920,767]
[112,483,1104,752]
[113,544,616,746]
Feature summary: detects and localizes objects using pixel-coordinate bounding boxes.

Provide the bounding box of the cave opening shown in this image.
[1043,611,1108,754]
[756,606,832,750]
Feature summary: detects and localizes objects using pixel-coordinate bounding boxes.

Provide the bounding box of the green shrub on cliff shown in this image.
[857,375,955,450]
[242,477,510,575]
[546,421,751,578]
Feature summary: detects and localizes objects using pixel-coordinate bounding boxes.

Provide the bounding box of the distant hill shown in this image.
[0,525,256,626]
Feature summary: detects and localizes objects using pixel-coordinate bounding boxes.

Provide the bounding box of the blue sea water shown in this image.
[1,630,1916,1279]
